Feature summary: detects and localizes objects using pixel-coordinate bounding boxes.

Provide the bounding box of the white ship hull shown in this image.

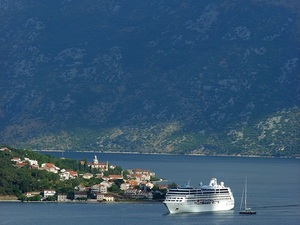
[164,200,234,214]
[163,178,235,214]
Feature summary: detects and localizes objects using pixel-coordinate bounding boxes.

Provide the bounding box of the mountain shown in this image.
[0,0,299,156]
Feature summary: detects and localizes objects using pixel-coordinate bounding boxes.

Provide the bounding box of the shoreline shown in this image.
[33,149,299,159]
[0,199,162,204]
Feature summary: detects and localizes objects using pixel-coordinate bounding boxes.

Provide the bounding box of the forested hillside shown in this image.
[0,1,299,156]
[0,147,128,200]
[0,147,80,198]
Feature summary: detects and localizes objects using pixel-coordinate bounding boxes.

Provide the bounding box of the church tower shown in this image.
[93,155,98,164]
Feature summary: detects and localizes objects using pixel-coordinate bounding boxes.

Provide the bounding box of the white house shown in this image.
[120,183,130,191]
[11,157,21,162]
[59,170,78,181]
[100,181,113,188]
[57,194,68,202]
[24,192,40,198]
[83,173,93,179]
[60,171,70,180]
[44,190,56,198]
[145,182,154,189]
[97,193,115,202]
[124,189,153,199]
[128,168,154,181]
[24,158,38,166]
[91,184,108,193]
[0,147,11,152]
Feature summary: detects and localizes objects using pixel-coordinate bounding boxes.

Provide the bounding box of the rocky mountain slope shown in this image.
[1,0,299,156]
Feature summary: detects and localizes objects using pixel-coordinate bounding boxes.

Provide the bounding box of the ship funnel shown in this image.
[209,178,217,186]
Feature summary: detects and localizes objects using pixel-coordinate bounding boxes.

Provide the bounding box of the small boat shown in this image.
[239,177,256,215]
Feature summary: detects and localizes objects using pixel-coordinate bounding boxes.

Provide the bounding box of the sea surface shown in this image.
[0,152,299,225]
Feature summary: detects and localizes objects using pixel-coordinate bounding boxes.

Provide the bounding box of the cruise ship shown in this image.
[163,178,234,214]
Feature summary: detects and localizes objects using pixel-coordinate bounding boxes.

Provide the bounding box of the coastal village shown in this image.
[1,147,169,202]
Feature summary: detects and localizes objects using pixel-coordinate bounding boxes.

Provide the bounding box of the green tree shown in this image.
[45,195,56,201]
[168,182,177,188]
[67,191,74,200]
[108,184,120,193]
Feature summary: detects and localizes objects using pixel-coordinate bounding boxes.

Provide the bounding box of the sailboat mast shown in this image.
[239,176,256,214]
[240,188,244,211]
[245,177,248,209]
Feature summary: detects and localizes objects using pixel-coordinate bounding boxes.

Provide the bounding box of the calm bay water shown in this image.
[1,152,299,225]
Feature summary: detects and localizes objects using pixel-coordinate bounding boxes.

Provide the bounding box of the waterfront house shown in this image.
[43,190,56,198]
[24,192,41,198]
[97,193,115,202]
[74,191,87,200]
[57,194,68,202]
[124,189,153,199]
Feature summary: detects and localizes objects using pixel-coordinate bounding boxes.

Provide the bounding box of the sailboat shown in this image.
[239,177,256,214]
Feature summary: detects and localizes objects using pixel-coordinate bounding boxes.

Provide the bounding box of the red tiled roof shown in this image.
[69,171,78,176]
[109,175,122,179]
[11,157,21,161]
[43,163,56,168]
[15,162,27,167]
